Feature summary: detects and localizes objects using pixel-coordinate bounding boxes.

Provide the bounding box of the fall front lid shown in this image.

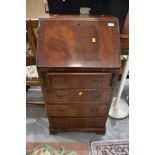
[37,15,121,68]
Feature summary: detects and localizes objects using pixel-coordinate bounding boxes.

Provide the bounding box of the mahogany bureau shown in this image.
[37,15,121,134]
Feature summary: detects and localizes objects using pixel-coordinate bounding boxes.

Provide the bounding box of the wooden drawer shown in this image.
[44,89,112,103]
[47,104,108,117]
[46,73,111,89]
[49,117,106,128]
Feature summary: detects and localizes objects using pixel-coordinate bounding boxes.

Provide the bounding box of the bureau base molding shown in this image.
[49,128,106,134]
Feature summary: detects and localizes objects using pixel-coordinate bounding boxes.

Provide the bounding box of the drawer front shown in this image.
[46,73,111,89]
[44,89,112,103]
[47,104,108,117]
[49,117,106,128]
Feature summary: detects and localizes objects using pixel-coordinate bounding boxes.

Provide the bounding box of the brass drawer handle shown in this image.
[58,107,66,112]
[93,78,104,83]
[90,108,98,112]
[92,94,101,98]
[56,93,64,98]
[53,78,64,84]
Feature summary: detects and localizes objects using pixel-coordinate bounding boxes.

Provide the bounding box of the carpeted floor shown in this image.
[91,139,129,155]
[27,142,88,155]
[27,140,129,155]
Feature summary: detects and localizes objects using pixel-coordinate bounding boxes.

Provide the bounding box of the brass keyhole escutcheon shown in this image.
[92,37,96,43]
[78,91,83,96]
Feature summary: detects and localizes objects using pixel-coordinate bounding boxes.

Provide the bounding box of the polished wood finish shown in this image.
[37,15,121,68]
[47,104,108,117]
[44,89,112,103]
[49,117,106,128]
[37,15,120,134]
[49,128,106,134]
[46,73,111,89]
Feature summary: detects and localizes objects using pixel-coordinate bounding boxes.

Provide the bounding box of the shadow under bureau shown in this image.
[37,15,121,134]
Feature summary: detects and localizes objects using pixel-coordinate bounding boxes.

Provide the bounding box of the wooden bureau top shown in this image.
[37,15,121,69]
